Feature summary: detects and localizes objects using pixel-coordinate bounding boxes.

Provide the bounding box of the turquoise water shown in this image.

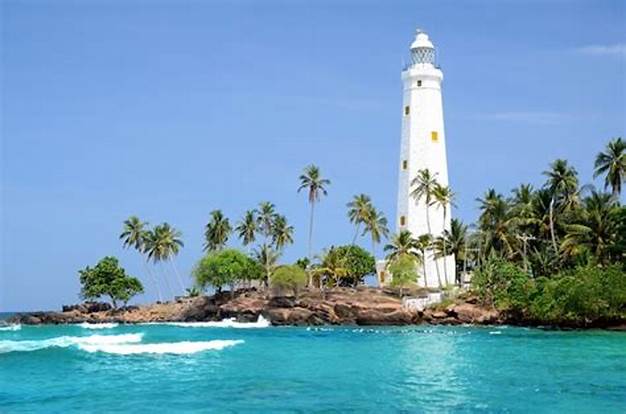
[1,322,625,413]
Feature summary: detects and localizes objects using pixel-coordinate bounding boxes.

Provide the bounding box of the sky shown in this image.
[1,0,625,311]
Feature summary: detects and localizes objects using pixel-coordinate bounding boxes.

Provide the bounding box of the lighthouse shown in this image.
[395,29,455,287]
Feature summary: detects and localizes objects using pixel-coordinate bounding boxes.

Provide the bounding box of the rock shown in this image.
[268,297,295,308]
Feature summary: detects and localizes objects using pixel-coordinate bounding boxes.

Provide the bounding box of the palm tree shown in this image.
[410,169,442,285]
[434,218,468,284]
[313,247,348,288]
[384,230,420,262]
[362,206,390,260]
[298,165,331,263]
[272,214,294,250]
[253,243,280,288]
[476,189,515,259]
[257,202,277,243]
[347,194,372,244]
[143,227,174,298]
[415,234,433,287]
[235,209,258,250]
[543,159,580,252]
[594,137,625,197]
[154,223,185,293]
[120,216,162,301]
[204,210,231,252]
[431,183,455,285]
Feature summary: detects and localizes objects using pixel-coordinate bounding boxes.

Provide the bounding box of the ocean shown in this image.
[0,320,625,413]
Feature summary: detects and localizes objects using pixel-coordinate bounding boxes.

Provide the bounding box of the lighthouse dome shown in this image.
[410,30,434,50]
[408,29,436,66]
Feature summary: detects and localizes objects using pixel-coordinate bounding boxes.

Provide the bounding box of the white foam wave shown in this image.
[79,322,119,329]
[0,333,143,353]
[0,324,21,332]
[489,331,502,335]
[163,315,270,329]
[78,339,244,355]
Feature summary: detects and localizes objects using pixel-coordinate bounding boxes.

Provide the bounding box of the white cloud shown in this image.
[576,44,626,57]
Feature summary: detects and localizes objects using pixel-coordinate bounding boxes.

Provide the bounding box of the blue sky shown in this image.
[2,0,624,311]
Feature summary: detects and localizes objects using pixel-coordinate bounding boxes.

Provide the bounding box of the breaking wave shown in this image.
[0,333,143,354]
[78,339,244,355]
[78,322,119,330]
[0,324,21,332]
[161,315,270,329]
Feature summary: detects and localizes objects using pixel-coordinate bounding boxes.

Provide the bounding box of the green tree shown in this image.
[594,137,625,197]
[119,216,162,301]
[313,247,347,288]
[347,194,372,244]
[253,243,281,288]
[434,218,468,284]
[388,254,418,297]
[79,256,144,308]
[415,234,433,287]
[328,245,375,286]
[272,214,294,250]
[155,223,185,293]
[476,189,515,259]
[235,209,258,248]
[543,159,580,252]
[257,202,277,243]
[271,265,308,299]
[362,205,390,259]
[431,183,455,284]
[384,230,420,262]
[298,165,331,265]
[193,249,257,294]
[204,210,232,252]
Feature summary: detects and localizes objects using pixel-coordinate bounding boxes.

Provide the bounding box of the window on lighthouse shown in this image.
[431,131,439,142]
[402,160,408,170]
[400,216,406,226]
[404,106,410,116]
[417,80,422,87]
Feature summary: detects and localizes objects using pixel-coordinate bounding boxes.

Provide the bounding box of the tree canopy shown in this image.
[193,249,260,293]
[78,256,143,308]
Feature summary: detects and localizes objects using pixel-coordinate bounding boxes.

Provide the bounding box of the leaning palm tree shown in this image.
[298,165,331,263]
[415,234,434,288]
[410,169,442,285]
[155,223,185,293]
[384,230,420,262]
[594,137,625,197]
[543,159,580,252]
[204,210,232,252]
[235,209,258,249]
[143,227,174,298]
[257,202,277,243]
[272,214,294,250]
[433,218,468,284]
[362,206,390,260]
[120,216,162,301]
[347,194,372,244]
[253,243,281,288]
[431,183,455,285]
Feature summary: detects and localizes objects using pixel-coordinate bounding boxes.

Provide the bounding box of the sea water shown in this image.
[0,319,624,413]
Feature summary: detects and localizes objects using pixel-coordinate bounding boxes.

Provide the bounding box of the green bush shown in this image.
[78,256,144,308]
[271,265,307,298]
[388,254,418,297]
[319,245,375,286]
[193,249,260,293]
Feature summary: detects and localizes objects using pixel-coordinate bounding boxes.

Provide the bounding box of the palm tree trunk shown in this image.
[169,260,185,294]
[308,201,315,288]
[442,207,449,286]
[352,223,360,245]
[425,204,442,288]
[422,253,428,288]
[549,197,558,252]
[159,262,174,299]
[143,259,162,302]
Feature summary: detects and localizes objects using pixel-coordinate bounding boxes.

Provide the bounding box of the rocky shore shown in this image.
[7,287,625,330]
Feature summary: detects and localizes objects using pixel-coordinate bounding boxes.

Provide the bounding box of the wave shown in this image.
[0,333,143,354]
[0,324,21,332]
[161,315,270,329]
[78,322,119,329]
[78,339,244,355]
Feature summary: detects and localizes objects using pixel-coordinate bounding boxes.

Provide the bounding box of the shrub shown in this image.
[78,256,144,308]
[318,245,375,287]
[388,254,418,297]
[193,249,260,293]
[271,265,307,298]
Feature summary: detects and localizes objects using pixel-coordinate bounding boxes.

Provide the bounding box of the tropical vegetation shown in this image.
[78,256,143,309]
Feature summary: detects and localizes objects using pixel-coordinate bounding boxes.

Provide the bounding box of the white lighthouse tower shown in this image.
[396,29,455,287]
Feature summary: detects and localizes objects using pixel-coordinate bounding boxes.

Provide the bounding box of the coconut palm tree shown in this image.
[204,210,231,252]
[434,218,468,284]
[272,214,294,250]
[362,206,390,260]
[313,247,348,288]
[410,168,442,284]
[298,165,331,263]
[253,243,280,288]
[384,230,420,262]
[235,209,258,249]
[347,194,372,244]
[257,202,277,243]
[154,223,185,293]
[594,137,625,197]
[143,227,174,298]
[120,216,162,301]
[543,159,580,252]
[476,189,515,259]
[431,183,455,285]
